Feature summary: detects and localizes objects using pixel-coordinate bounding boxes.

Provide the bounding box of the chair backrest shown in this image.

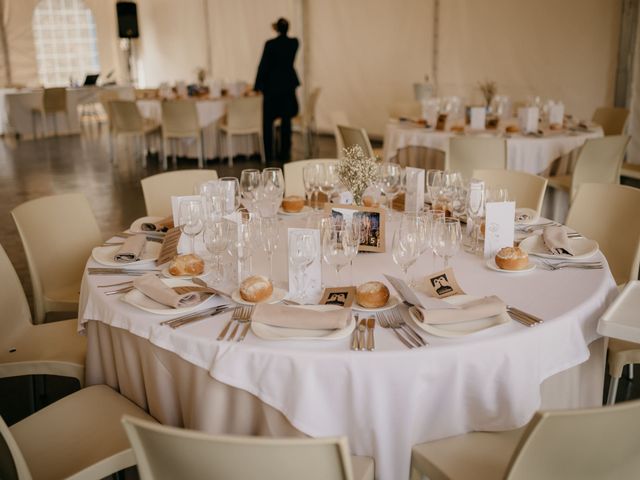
[141,170,218,217]
[0,416,31,480]
[505,399,640,479]
[592,107,629,136]
[122,415,354,480]
[389,101,421,119]
[42,87,67,113]
[11,193,102,324]
[0,243,33,342]
[336,125,376,158]
[226,95,262,131]
[301,87,321,126]
[161,100,200,137]
[566,183,640,285]
[569,135,629,201]
[110,100,144,133]
[284,158,339,196]
[448,136,507,179]
[98,90,122,127]
[331,111,350,157]
[472,169,548,215]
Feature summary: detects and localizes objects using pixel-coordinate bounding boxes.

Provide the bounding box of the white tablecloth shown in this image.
[383,122,603,175]
[79,216,616,480]
[136,98,257,160]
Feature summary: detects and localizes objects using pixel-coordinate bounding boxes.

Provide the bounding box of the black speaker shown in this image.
[117,2,139,39]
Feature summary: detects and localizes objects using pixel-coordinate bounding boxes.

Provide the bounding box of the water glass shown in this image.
[378,162,402,217]
[260,216,279,279]
[203,220,229,283]
[178,199,204,254]
[466,180,485,254]
[303,163,322,209]
[288,231,317,303]
[240,169,261,214]
[218,177,240,216]
[322,223,350,286]
[392,217,420,281]
[318,164,339,205]
[433,217,462,268]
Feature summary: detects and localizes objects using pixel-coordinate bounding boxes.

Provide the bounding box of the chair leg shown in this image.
[258,132,266,165]
[31,111,37,139]
[198,131,204,168]
[141,134,148,168]
[52,115,58,137]
[227,132,233,167]
[172,139,178,167]
[607,375,620,405]
[41,112,48,137]
[162,136,169,170]
[629,364,634,380]
[110,133,117,165]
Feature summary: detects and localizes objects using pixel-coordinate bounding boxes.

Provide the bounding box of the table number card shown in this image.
[548,103,565,127]
[470,107,486,130]
[288,228,322,303]
[518,107,539,133]
[404,167,425,212]
[483,201,516,259]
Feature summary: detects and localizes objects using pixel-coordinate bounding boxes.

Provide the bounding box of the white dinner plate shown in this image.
[518,234,599,261]
[129,216,167,234]
[251,305,356,341]
[278,206,313,216]
[231,287,288,305]
[514,208,539,225]
[122,278,217,315]
[485,258,536,274]
[161,265,210,279]
[352,295,401,312]
[91,242,161,267]
[409,294,510,338]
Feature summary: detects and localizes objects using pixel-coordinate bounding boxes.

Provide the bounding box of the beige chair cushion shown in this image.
[547,174,571,192]
[607,338,640,378]
[10,385,156,480]
[351,455,374,480]
[411,427,526,480]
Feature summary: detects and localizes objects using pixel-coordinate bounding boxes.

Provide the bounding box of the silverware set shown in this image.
[538,259,603,271]
[160,304,232,329]
[506,305,543,327]
[351,315,376,351]
[217,306,254,342]
[378,309,427,349]
[88,267,160,276]
[516,221,561,233]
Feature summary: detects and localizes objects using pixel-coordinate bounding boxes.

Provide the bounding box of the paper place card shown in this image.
[484,201,516,259]
[337,190,354,205]
[518,107,539,133]
[548,103,564,126]
[384,273,459,309]
[288,228,322,303]
[470,107,486,130]
[319,287,356,307]
[404,167,425,212]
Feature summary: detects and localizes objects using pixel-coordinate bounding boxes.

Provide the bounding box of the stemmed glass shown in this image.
[235,219,254,284]
[239,169,261,215]
[425,169,442,205]
[466,180,485,254]
[378,162,401,218]
[392,214,420,282]
[342,216,362,284]
[178,199,204,254]
[433,217,462,268]
[260,216,279,279]
[303,164,322,210]
[203,220,229,283]
[318,164,339,205]
[261,167,285,217]
[288,231,317,303]
[425,209,445,267]
[218,177,240,216]
[486,186,509,203]
[322,222,351,286]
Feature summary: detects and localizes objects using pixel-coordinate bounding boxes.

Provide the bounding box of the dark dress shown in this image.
[254,34,300,161]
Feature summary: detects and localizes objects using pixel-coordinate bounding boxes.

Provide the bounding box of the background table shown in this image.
[79,216,616,480]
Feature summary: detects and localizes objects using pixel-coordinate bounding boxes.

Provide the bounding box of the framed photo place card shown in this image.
[324,203,386,253]
[319,287,356,308]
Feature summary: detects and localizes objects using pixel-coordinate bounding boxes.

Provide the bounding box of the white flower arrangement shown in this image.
[337,145,378,206]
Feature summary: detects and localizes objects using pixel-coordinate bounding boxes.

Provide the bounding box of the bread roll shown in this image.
[505,125,520,133]
[282,195,305,213]
[240,275,273,303]
[356,281,390,309]
[549,123,563,131]
[168,254,205,276]
[495,246,529,270]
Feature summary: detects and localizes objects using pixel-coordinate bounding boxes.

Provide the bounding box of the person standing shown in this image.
[254,17,300,162]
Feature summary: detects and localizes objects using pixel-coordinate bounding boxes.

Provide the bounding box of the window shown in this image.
[32,0,100,86]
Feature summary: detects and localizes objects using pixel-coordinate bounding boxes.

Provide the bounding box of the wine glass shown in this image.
[392,216,420,281]
[178,199,204,254]
[318,163,339,205]
[261,167,285,217]
[378,162,401,218]
[466,180,485,254]
[425,169,442,205]
[218,177,240,216]
[260,216,279,279]
[342,216,362,284]
[203,220,229,283]
[486,186,509,203]
[235,219,254,284]
[288,231,317,303]
[303,164,321,209]
[322,223,350,286]
[433,217,462,268]
[240,169,261,214]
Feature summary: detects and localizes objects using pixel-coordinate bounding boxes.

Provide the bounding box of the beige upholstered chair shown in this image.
[1,385,157,480]
[30,87,69,138]
[141,169,218,217]
[11,193,102,324]
[389,101,422,119]
[472,169,548,215]
[0,242,85,386]
[219,95,265,167]
[448,137,507,179]
[284,159,338,197]
[109,100,161,167]
[336,125,379,159]
[161,100,205,170]
[565,183,640,404]
[410,400,640,480]
[122,415,374,480]
[331,111,350,157]
[547,135,629,203]
[592,107,629,136]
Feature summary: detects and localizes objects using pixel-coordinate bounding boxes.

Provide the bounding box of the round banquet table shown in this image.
[78,215,616,480]
[382,121,604,176]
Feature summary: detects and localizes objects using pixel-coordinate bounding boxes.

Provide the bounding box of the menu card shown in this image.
[470,107,486,130]
[288,228,322,303]
[548,103,565,126]
[518,107,539,133]
[404,167,425,212]
[483,201,516,259]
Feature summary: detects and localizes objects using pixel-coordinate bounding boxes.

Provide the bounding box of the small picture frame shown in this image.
[324,203,386,253]
[319,287,356,308]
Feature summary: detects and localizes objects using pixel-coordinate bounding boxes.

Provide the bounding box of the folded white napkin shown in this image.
[141,216,173,232]
[416,295,505,325]
[515,210,534,223]
[542,226,574,256]
[114,234,146,263]
[133,274,203,308]
[252,304,351,330]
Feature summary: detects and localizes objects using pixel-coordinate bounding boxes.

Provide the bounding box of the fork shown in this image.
[217,306,253,341]
[539,260,603,271]
[389,309,428,347]
[378,312,414,349]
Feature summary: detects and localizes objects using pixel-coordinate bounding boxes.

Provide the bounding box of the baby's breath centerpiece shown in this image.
[337,145,378,206]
